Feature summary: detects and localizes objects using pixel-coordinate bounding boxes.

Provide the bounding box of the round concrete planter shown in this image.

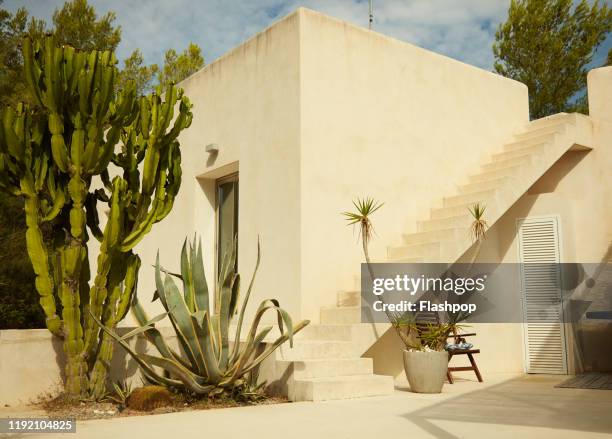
[403,350,448,394]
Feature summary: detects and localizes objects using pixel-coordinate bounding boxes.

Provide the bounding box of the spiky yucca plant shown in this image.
[93,237,309,396]
[467,202,488,267]
[342,197,415,339]
[468,202,488,243]
[342,197,384,276]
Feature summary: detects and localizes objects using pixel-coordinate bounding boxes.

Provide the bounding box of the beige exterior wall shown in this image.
[129,8,531,325]
[297,9,528,320]
[130,11,303,323]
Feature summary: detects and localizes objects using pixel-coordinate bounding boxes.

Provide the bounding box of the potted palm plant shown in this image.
[393,317,453,393]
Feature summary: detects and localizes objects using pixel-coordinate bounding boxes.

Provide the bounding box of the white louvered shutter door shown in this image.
[518,216,567,374]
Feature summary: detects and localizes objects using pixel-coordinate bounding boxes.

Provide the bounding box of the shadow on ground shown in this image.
[399,375,612,438]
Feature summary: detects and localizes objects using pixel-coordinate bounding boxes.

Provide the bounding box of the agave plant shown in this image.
[93,237,309,396]
[104,380,133,406]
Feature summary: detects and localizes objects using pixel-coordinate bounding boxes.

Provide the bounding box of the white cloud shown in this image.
[4,0,610,71]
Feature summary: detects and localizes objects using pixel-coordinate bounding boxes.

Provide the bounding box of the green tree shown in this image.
[119,43,205,96]
[117,49,159,96]
[0,192,46,329]
[493,0,612,119]
[51,0,120,52]
[0,3,46,331]
[0,2,45,107]
[158,43,204,89]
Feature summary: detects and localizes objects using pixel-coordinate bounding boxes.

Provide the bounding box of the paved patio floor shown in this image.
[4,373,612,439]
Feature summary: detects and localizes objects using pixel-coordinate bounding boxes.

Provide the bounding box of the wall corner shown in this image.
[587,66,612,123]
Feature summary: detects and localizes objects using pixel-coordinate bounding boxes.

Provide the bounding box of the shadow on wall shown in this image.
[363,326,406,379]
[53,329,159,389]
[528,150,589,195]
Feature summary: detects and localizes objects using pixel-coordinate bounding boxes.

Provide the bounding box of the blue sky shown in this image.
[5,0,611,71]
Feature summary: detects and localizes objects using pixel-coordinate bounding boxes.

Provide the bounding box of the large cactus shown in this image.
[0,36,192,398]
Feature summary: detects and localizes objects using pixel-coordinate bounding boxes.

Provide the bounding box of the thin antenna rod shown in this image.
[369,0,373,30]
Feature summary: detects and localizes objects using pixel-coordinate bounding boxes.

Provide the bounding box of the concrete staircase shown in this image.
[276,289,394,401]
[388,113,592,263]
[273,113,592,402]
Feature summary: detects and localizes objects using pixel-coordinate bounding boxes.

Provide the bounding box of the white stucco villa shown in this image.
[3,7,612,405]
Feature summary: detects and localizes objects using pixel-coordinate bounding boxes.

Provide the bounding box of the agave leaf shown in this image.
[240,319,310,376]
[159,266,183,280]
[192,309,206,325]
[233,325,272,369]
[89,310,184,388]
[192,311,222,383]
[215,238,236,314]
[215,238,237,365]
[217,272,237,370]
[154,252,169,310]
[131,299,191,368]
[120,311,169,341]
[219,325,272,387]
[231,299,296,378]
[229,239,261,364]
[139,354,217,394]
[192,239,210,313]
[163,274,207,373]
[228,273,241,318]
[180,238,195,311]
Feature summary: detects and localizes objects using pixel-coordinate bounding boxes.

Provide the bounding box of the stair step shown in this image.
[481,154,532,172]
[469,165,522,183]
[337,290,360,307]
[279,340,354,360]
[458,177,509,194]
[402,228,459,245]
[385,256,424,263]
[296,324,353,341]
[320,306,362,324]
[492,143,546,162]
[430,203,474,220]
[388,241,440,261]
[514,123,566,140]
[504,134,555,151]
[277,357,373,380]
[418,214,472,232]
[290,374,394,401]
[443,189,496,208]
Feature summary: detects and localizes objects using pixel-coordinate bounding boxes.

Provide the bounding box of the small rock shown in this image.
[4,404,9,407]
[93,409,104,415]
[106,410,116,415]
